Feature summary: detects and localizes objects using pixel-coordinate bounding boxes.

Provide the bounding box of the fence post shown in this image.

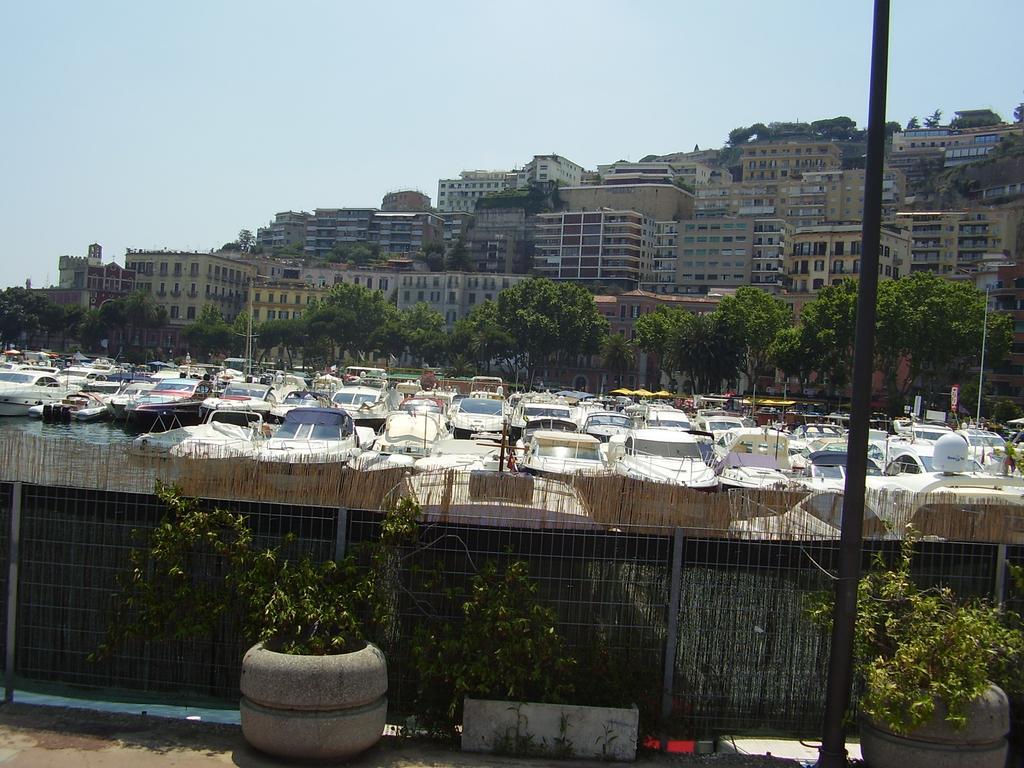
[5,482,23,703]
[661,527,685,726]
[335,507,349,561]
[994,543,1008,609]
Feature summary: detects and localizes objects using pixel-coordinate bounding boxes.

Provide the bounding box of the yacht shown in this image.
[581,410,634,442]
[133,410,268,459]
[606,429,718,490]
[125,378,216,432]
[450,396,505,439]
[518,430,607,478]
[255,407,363,464]
[713,427,794,490]
[0,369,77,416]
[331,385,392,430]
[200,381,279,420]
[350,410,449,471]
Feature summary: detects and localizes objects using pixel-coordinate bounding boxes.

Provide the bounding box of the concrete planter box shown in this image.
[461,697,639,761]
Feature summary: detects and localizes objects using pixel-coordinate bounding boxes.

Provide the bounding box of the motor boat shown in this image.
[605,428,718,490]
[581,410,634,442]
[507,395,575,441]
[412,438,503,473]
[517,430,607,478]
[27,391,107,422]
[792,451,883,492]
[133,409,268,459]
[107,380,157,421]
[200,381,279,420]
[125,378,216,432]
[450,396,505,438]
[350,410,449,472]
[0,369,78,416]
[692,412,747,442]
[713,427,795,490]
[254,407,363,464]
[330,385,392,430]
[268,390,330,423]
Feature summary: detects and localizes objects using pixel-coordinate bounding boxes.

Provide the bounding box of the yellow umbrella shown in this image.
[653,390,673,397]
[609,387,634,395]
[633,388,654,398]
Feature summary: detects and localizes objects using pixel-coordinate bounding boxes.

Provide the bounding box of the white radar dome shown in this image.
[932,432,971,474]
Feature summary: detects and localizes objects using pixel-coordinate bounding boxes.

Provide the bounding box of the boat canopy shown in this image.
[284,407,354,429]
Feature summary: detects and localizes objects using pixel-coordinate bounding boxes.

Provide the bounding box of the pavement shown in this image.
[0,698,844,767]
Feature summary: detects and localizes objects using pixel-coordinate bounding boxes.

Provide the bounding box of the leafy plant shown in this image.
[410,560,575,735]
[95,483,419,658]
[807,533,1024,733]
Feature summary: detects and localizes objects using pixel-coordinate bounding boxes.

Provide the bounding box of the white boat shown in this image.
[714,427,794,490]
[107,380,157,421]
[330,385,393,429]
[449,396,505,438]
[200,382,279,419]
[508,395,575,440]
[133,410,268,459]
[468,375,504,399]
[581,410,634,442]
[692,412,747,442]
[0,369,78,416]
[350,411,449,472]
[518,430,607,478]
[606,428,718,490]
[268,390,330,422]
[255,407,363,464]
[412,438,503,473]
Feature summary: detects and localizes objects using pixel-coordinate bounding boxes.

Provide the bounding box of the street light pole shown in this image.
[976,283,990,425]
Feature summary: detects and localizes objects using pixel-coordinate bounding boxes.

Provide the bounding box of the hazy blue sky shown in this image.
[1,0,1021,289]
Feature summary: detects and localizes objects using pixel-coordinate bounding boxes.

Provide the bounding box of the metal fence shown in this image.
[1,478,1019,739]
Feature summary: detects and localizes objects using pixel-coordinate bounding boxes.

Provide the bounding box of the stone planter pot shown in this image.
[461,696,639,761]
[239,641,387,761]
[860,683,1010,768]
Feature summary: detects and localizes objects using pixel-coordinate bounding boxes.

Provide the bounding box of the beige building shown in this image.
[125,249,255,326]
[740,141,842,182]
[778,168,906,227]
[595,160,717,188]
[394,271,529,327]
[559,183,695,221]
[782,224,909,313]
[894,208,1023,274]
[694,180,782,218]
[534,210,656,289]
[751,218,791,293]
[890,121,1023,182]
[671,217,753,295]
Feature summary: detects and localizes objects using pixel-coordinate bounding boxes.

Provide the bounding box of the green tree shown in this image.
[0,287,50,347]
[791,280,859,397]
[237,229,255,252]
[401,303,447,365]
[59,305,86,350]
[495,278,609,383]
[449,300,516,374]
[1015,103,1023,124]
[600,332,635,389]
[120,290,167,348]
[37,301,68,349]
[924,109,943,128]
[420,240,446,271]
[256,317,307,370]
[633,306,688,380]
[906,116,920,130]
[713,286,791,394]
[328,243,382,266]
[303,283,397,362]
[671,312,741,394]
[181,305,235,359]
[444,237,473,272]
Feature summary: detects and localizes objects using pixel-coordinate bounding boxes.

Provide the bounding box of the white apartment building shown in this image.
[436,170,516,214]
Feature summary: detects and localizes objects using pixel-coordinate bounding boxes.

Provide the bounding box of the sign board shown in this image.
[951,384,959,413]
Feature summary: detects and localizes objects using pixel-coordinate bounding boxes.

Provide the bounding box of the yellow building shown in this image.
[125,249,255,326]
[894,209,1023,275]
[740,141,842,182]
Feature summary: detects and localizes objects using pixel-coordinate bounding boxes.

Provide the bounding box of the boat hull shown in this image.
[126,402,205,432]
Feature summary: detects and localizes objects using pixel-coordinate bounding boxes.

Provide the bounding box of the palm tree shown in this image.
[601,332,635,391]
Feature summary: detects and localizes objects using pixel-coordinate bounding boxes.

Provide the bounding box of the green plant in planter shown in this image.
[807,533,1024,734]
[410,559,575,735]
[96,483,419,658]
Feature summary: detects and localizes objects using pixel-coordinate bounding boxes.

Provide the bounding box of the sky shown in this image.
[1,0,1021,290]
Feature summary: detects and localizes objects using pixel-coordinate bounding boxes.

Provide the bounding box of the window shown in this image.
[186,306,196,320]
[267,310,276,320]
[170,306,179,319]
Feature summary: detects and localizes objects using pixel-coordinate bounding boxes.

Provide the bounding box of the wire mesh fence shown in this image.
[0,475,1016,738]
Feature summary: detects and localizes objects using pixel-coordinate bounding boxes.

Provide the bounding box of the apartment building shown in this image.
[381,190,431,212]
[595,160,717,188]
[740,141,843,182]
[985,259,1024,404]
[782,224,909,313]
[694,180,782,218]
[777,168,906,227]
[124,249,255,325]
[672,218,753,295]
[751,218,791,293]
[560,183,695,221]
[255,211,312,250]
[436,171,516,214]
[642,220,681,293]
[394,271,529,327]
[889,120,1023,182]
[894,209,1023,275]
[533,210,656,289]
[463,208,533,273]
[515,154,583,188]
[249,279,329,324]
[301,209,443,258]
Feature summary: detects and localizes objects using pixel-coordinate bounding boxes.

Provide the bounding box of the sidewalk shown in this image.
[0,701,815,768]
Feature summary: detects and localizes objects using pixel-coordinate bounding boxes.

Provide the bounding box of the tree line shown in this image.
[0,274,1009,416]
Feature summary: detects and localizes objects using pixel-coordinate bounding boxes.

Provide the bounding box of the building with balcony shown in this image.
[777,168,906,227]
[463,208,533,273]
[533,210,656,289]
[889,120,1023,183]
[983,260,1024,405]
[782,224,909,314]
[394,271,529,327]
[436,170,516,214]
[693,180,781,219]
[515,154,583,189]
[51,244,137,309]
[368,211,444,255]
[124,249,254,326]
[740,141,843,182]
[751,218,791,293]
[672,218,753,295]
[255,211,312,250]
[895,209,1023,275]
[559,183,694,221]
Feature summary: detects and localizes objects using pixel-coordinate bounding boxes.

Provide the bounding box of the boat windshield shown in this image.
[221,384,270,399]
[0,372,36,384]
[332,391,379,406]
[632,438,702,460]
[586,414,631,428]
[153,381,195,393]
[536,442,602,462]
[275,423,345,440]
[706,419,742,432]
[524,406,572,419]
[648,417,690,430]
[458,399,503,416]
